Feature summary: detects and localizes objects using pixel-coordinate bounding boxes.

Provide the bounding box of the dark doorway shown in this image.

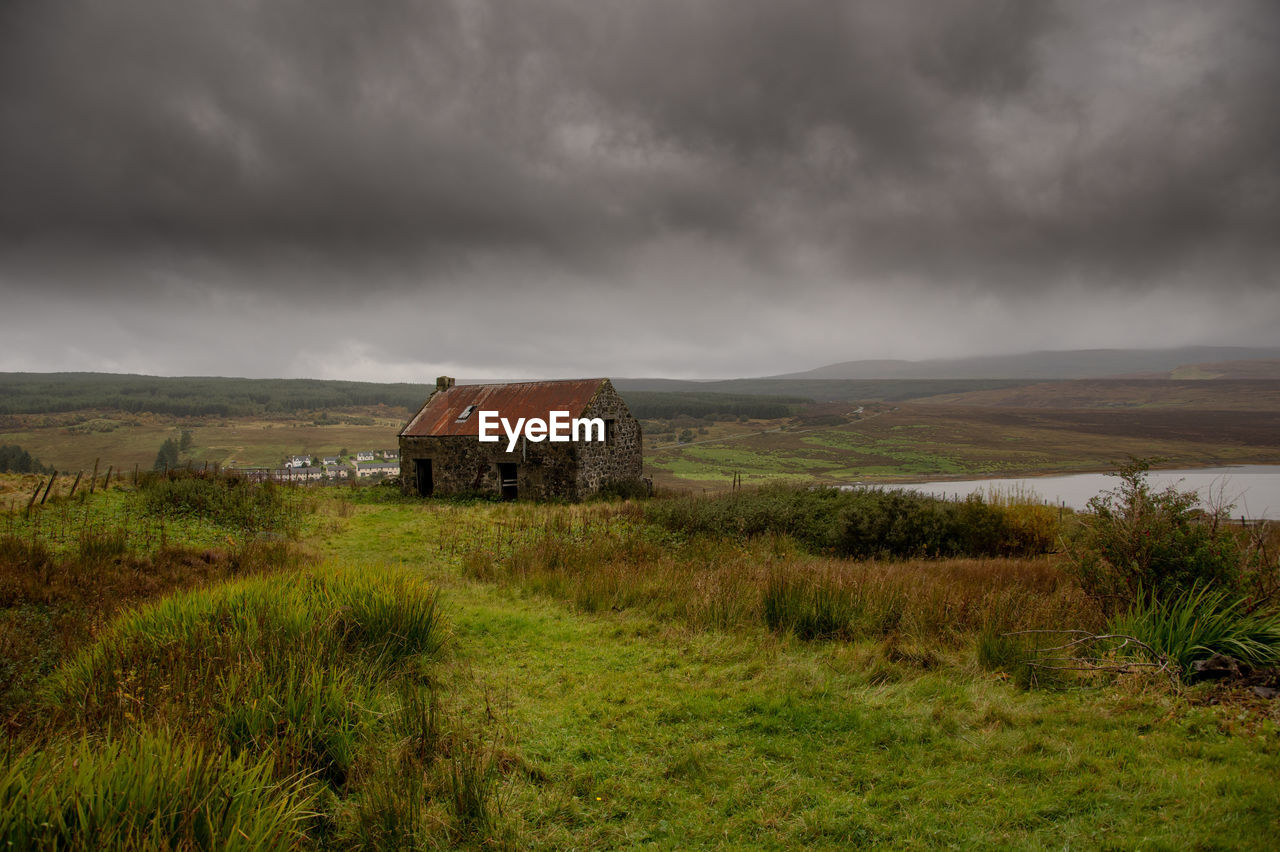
[414,459,433,497]
[497,463,518,500]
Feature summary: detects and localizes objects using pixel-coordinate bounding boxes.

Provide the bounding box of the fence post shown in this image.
[26,480,42,515]
[40,473,57,505]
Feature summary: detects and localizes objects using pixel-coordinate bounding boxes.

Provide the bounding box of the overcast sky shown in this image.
[2,0,1277,381]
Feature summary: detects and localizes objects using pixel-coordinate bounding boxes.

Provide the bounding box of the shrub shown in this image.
[1109,583,1280,674]
[595,478,651,500]
[1067,459,1246,607]
[648,485,1056,560]
[0,444,53,475]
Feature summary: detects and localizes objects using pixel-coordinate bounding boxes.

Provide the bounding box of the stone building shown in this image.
[398,376,643,500]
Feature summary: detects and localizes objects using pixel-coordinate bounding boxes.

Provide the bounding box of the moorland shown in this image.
[1,359,1278,848]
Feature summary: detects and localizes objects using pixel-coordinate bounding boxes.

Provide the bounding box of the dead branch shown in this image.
[1000,629,1177,684]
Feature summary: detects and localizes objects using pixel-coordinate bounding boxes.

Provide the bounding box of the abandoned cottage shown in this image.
[398,377,643,500]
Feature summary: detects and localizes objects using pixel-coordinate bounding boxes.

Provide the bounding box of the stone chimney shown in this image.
[436,376,455,392]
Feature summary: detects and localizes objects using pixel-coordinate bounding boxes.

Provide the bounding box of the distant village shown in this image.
[226,449,399,483]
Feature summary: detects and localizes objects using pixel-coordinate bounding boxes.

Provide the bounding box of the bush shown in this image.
[594,478,651,500]
[1067,459,1246,607]
[0,444,53,475]
[647,485,1055,560]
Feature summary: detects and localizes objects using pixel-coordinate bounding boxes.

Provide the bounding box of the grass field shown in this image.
[3,475,1279,848]
[0,409,409,472]
[647,403,1280,489]
[313,497,1279,848]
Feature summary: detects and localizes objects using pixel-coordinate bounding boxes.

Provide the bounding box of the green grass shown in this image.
[7,553,509,848]
[0,733,316,850]
[0,475,316,722]
[1,480,316,560]
[461,605,1277,848]
[5,481,1279,848]
[306,496,1280,848]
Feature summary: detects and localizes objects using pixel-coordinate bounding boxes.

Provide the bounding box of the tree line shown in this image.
[0,373,810,422]
[0,444,54,474]
[0,373,432,417]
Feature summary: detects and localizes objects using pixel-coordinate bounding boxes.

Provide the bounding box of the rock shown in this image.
[1189,654,1241,682]
[1252,685,1279,700]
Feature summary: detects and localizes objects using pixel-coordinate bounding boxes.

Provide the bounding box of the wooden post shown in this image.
[103,465,113,491]
[40,473,57,505]
[88,458,100,494]
[26,480,42,514]
[133,463,139,486]
[67,470,84,499]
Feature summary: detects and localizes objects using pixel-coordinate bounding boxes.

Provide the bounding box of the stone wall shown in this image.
[575,379,644,495]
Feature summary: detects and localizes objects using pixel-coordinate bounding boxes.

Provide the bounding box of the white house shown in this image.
[355,461,399,478]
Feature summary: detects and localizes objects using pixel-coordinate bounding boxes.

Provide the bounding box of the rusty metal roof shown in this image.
[399,378,608,438]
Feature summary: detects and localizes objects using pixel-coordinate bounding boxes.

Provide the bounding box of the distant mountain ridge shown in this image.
[766,347,1280,381]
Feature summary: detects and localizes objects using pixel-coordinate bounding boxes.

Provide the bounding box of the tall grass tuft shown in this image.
[1109,583,1280,674]
[448,739,501,840]
[41,566,445,783]
[75,527,129,566]
[139,470,305,538]
[0,733,315,851]
[763,565,865,640]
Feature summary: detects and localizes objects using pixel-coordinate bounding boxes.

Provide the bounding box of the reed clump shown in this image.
[0,733,316,851]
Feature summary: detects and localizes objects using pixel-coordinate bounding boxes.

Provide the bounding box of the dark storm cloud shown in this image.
[1,0,1278,377]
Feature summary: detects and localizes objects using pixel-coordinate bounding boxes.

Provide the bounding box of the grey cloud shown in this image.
[1,0,1277,377]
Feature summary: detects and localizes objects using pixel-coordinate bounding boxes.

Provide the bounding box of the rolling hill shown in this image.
[766,346,1280,381]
